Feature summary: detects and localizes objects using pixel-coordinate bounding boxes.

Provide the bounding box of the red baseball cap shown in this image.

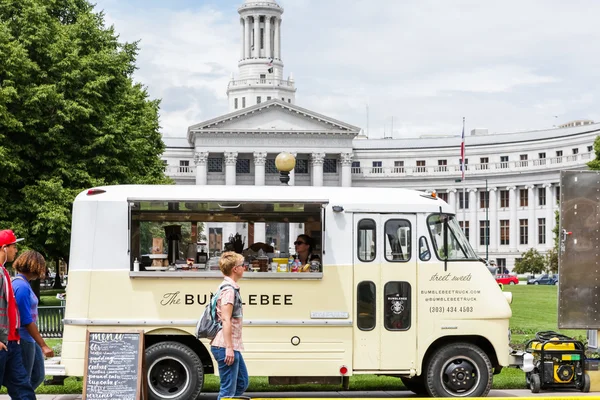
[0,230,24,247]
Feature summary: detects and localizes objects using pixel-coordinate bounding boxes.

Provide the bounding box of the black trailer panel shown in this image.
[558,170,600,329]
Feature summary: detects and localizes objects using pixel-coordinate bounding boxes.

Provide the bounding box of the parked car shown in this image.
[527,274,558,285]
[495,274,519,285]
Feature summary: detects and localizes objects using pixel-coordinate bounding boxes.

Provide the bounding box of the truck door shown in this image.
[353,213,418,371]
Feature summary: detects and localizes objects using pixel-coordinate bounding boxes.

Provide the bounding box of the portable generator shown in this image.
[525,331,590,393]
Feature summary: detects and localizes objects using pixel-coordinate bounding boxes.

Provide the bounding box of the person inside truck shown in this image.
[294,234,320,266]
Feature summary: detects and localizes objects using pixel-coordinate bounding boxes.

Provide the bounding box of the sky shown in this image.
[94,0,600,139]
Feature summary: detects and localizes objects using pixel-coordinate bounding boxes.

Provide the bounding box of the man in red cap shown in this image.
[0,229,37,399]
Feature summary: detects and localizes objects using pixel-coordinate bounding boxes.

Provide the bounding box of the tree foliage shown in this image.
[587,136,600,170]
[513,248,546,275]
[0,0,170,265]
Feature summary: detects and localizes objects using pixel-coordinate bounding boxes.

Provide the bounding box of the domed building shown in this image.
[162,0,599,271]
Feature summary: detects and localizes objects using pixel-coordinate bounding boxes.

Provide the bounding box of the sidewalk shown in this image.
[1,390,598,399]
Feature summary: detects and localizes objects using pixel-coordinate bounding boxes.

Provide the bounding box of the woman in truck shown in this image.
[294,234,321,266]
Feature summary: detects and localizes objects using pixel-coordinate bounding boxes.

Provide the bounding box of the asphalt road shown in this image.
[1,390,596,399]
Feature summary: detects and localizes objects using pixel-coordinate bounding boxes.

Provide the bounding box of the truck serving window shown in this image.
[128,200,325,275]
[427,214,478,261]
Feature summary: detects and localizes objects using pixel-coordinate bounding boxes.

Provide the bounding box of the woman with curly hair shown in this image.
[12,250,55,390]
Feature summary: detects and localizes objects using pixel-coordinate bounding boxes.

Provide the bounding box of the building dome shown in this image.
[244,0,278,3]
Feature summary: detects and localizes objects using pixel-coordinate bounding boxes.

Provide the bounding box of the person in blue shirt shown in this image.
[12,250,55,390]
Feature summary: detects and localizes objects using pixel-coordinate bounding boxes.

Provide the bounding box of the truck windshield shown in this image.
[427,214,479,261]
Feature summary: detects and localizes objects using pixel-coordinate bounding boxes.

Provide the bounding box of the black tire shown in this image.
[425,342,492,397]
[582,373,591,393]
[146,341,204,400]
[530,373,541,393]
[401,376,428,396]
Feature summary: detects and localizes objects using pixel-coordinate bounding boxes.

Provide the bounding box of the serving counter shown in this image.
[129,271,323,280]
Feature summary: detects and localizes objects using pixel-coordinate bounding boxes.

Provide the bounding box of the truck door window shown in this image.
[419,236,431,261]
[357,219,376,262]
[384,282,411,331]
[427,214,478,261]
[357,281,376,331]
[384,219,411,262]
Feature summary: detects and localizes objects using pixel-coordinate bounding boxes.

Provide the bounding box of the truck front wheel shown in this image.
[425,342,493,397]
[146,341,204,400]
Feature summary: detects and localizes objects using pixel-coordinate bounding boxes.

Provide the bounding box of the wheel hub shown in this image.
[443,360,477,393]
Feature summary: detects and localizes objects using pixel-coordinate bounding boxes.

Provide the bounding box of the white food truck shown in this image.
[53,184,526,399]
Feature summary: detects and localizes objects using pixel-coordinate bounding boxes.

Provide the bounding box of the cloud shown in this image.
[96,0,600,139]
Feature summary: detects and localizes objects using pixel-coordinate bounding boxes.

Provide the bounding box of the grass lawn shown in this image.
[13,285,592,395]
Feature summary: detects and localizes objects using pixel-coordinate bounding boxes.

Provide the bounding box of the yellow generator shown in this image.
[525,331,590,393]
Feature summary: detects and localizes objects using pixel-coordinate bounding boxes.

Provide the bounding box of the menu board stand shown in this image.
[83,330,147,400]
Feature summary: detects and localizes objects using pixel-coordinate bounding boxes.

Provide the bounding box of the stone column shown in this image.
[265,16,272,59]
[311,153,325,187]
[527,185,536,246]
[340,152,353,187]
[274,17,280,59]
[254,152,266,186]
[224,152,238,186]
[194,151,208,185]
[545,184,554,249]
[469,188,478,249]
[447,189,457,214]
[244,16,251,59]
[508,186,518,251]
[489,187,498,252]
[253,15,260,58]
[240,18,245,59]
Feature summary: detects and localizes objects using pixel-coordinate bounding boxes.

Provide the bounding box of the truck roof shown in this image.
[76,184,453,214]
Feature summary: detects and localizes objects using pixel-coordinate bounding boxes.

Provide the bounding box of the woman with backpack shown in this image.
[211,251,247,400]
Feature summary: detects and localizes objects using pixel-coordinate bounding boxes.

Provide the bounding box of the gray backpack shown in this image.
[196,284,236,339]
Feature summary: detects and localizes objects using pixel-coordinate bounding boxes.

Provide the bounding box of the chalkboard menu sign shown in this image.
[83,330,146,400]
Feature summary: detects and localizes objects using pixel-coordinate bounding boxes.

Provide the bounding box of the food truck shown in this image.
[55,184,523,399]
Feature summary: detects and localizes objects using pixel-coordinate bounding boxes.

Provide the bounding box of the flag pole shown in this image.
[462,117,466,231]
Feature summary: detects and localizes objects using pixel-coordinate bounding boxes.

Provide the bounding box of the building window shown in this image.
[480,191,489,209]
[458,158,469,171]
[295,159,308,174]
[288,99,291,103]
[572,148,579,155]
[179,160,190,173]
[519,219,528,245]
[519,189,528,207]
[257,96,262,104]
[324,158,337,173]
[539,152,546,159]
[242,97,246,108]
[282,97,285,101]
[459,221,469,241]
[480,220,489,246]
[556,150,563,157]
[538,218,546,244]
[500,220,510,245]
[437,159,447,172]
[394,161,404,173]
[556,186,560,204]
[260,27,264,49]
[208,158,222,173]
[162,160,168,171]
[234,98,238,109]
[438,192,448,202]
[520,154,528,167]
[416,160,426,173]
[588,145,594,152]
[236,159,250,174]
[538,187,546,206]
[351,161,360,174]
[266,159,278,174]
[480,157,489,169]
[496,258,507,273]
[500,190,509,208]
[500,156,509,168]
[267,96,271,101]
[372,161,383,173]
[459,191,469,209]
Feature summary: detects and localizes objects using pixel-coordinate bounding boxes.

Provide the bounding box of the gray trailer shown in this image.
[559,170,600,347]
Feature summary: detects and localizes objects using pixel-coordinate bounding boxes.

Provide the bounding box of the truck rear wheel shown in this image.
[146,341,203,400]
[425,342,492,397]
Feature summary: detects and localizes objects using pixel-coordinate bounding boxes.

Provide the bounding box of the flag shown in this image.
[460,117,465,181]
[267,57,273,74]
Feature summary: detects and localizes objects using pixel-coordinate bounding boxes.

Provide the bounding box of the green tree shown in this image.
[513,248,546,275]
[587,136,600,170]
[0,0,171,275]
